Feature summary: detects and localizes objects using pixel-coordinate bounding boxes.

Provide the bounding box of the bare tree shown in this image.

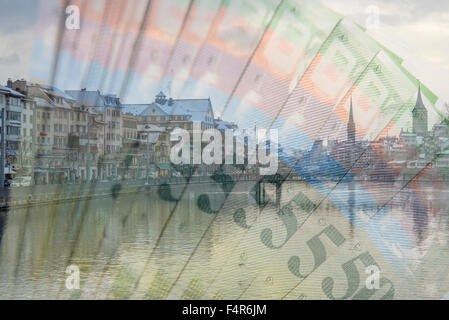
[15,139,33,176]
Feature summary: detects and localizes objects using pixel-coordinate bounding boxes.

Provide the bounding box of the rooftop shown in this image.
[123,92,215,124]
[412,86,427,113]
[65,89,120,109]
[0,85,24,98]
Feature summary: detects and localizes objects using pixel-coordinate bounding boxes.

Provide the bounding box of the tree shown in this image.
[15,138,33,176]
[443,102,449,125]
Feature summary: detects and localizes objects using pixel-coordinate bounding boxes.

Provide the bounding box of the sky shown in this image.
[321,0,449,109]
[0,0,448,110]
[0,0,37,84]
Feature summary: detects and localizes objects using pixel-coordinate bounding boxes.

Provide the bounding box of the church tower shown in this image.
[347,97,355,143]
[412,86,428,136]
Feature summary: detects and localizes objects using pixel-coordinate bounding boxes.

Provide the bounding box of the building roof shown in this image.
[122,103,168,117]
[11,81,74,108]
[215,119,238,130]
[41,85,75,101]
[65,89,120,109]
[165,98,214,123]
[34,97,54,109]
[0,85,24,97]
[125,93,215,124]
[413,86,427,112]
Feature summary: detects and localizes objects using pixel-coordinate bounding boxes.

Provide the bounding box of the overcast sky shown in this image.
[0,0,37,84]
[1,0,448,108]
[321,0,449,108]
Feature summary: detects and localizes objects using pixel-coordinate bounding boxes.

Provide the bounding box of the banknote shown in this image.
[162,0,342,298]
[202,44,438,299]
[178,0,281,116]
[1,0,447,303]
[161,0,223,98]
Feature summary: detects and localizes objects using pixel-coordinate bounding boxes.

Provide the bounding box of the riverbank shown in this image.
[0,171,445,211]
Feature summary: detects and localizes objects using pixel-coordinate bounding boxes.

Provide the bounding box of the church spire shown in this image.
[349,96,354,126]
[347,96,355,143]
[414,84,426,111]
[412,82,428,136]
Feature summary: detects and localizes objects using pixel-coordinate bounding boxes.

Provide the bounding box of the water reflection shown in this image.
[0,181,448,299]
[0,211,6,246]
[411,191,429,247]
[348,182,355,238]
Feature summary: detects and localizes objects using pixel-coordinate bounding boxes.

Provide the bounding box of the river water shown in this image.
[0,179,448,300]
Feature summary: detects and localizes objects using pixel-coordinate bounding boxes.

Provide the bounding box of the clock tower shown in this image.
[412,86,428,136]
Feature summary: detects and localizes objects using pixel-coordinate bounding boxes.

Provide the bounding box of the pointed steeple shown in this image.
[349,96,355,126]
[413,84,426,112]
[347,96,355,143]
[412,82,428,136]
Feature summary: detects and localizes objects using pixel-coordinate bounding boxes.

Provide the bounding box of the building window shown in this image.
[8,97,19,106]
[7,126,20,135]
[7,111,21,121]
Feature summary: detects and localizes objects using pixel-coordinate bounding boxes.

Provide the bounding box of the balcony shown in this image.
[6,134,21,141]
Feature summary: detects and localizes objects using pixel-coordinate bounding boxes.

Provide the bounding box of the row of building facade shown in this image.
[0,79,236,184]
[295,87,449,181]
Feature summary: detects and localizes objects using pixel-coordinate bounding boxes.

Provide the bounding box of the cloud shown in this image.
[320,0,449,109]
[0,53,20,65]
[0,29,34,84]
[0,0,38,33]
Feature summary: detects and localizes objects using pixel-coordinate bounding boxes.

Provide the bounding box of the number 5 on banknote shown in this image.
[321,252,395,300]
[260,191,316,249]
[288,225,346,278]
